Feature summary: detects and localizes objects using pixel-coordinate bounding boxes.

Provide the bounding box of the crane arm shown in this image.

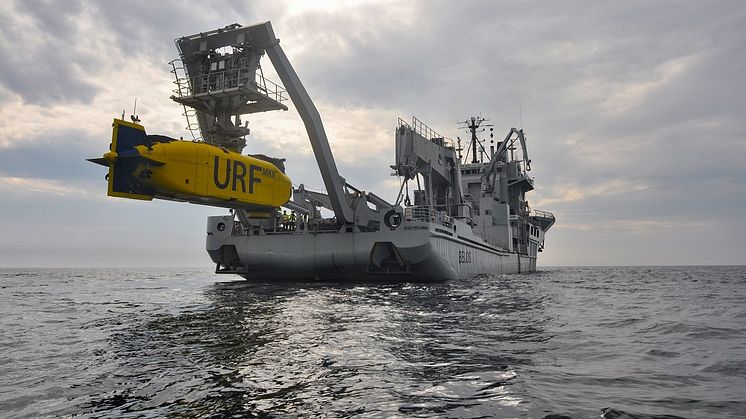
[481,128,531,191]
[247,22,355,225]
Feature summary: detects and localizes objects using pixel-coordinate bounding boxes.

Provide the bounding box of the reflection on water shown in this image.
[2,267,744,418]
[96,277,551,417]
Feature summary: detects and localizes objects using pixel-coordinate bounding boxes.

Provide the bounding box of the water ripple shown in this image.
[0,266,745,418]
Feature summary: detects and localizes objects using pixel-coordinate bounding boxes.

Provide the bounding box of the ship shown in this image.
[92,21,555,281]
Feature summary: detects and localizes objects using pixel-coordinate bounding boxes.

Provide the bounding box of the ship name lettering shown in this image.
[248,164,262,193]
[458,250,472,263]
[232,161,246,192]
[213,157,262,194]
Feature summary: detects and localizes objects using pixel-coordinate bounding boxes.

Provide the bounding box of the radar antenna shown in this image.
[458,116,494,164]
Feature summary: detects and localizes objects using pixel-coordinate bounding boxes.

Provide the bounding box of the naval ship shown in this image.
[92,21,555,281]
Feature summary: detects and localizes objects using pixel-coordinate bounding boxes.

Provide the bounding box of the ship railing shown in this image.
[186,68,288,103]
[532,209,555,221]
[404,206,462,228]
[256,76,288,103]
[404,206,435,222]
[398,116,455,149]
[404,206,435,221]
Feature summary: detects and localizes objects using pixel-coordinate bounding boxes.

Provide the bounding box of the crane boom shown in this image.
[481,128,530,193]
[240,22,355,224]
[255,27,354,224]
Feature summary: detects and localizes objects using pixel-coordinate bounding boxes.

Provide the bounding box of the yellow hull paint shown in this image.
[100,119,291,211]
[135,141,291,209]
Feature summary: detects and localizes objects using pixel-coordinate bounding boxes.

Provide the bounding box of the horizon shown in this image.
[1,264,744,270]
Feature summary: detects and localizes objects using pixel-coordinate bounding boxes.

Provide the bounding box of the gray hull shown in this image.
[207,216,537,281]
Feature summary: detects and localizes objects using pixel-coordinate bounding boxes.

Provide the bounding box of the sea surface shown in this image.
[0,266,744,418]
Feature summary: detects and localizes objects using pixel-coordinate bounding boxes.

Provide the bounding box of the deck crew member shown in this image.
[281,210,289,231]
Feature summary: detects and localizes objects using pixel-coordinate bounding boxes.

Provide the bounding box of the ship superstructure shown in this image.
[206,112,554,280]
[96,21,555,280]
[391,116,556,270]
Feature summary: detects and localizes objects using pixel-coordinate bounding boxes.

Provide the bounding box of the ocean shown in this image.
[0,266,744,418]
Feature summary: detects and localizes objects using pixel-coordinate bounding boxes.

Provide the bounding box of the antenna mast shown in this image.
[458,116,493,164]
[130,97,141,123]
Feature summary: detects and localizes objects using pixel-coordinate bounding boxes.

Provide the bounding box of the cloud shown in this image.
[0,46,187,149]
[0,0,745,266]
[0,175,96,198]
[0,0,100,104]
[532,179,650,207]
[553,217,713,233]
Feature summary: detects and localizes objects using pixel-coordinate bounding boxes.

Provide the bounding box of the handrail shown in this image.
[532,209,555,220]
[404,205,435,222]
[398,116,454,148]
[183,67,288,103]
[404,205,466,228]
[256,76,288,102]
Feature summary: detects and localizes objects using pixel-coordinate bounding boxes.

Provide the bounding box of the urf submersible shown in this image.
[90,21,555,281]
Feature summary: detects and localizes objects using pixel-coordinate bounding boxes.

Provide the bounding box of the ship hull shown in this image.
[207,216,537,281]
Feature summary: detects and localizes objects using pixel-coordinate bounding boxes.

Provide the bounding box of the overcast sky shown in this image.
[1,0,744,267]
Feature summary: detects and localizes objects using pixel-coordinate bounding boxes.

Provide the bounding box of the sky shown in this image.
[0,0,744,267]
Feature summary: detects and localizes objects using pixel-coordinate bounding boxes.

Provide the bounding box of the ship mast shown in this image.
[458,116,493,164]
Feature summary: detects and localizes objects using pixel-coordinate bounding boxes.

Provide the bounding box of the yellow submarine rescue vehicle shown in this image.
[88,119,291,216]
